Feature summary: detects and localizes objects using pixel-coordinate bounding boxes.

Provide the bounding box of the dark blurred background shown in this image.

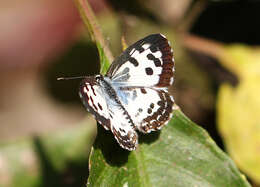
[1,0,260,186]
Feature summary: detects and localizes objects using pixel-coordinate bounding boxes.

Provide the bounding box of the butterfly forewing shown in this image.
[79,77,111,130]
[106,34,175,88]
[79,77,138,151]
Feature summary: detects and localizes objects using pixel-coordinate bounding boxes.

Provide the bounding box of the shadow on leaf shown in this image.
[93,123,161,167]
[93,124,130,166]
[138,130,161,144]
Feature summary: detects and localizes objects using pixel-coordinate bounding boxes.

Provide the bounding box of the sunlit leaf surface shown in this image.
[88,109,249,187]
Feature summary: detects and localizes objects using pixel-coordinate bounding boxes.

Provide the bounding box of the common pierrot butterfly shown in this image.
[71,34,175,151]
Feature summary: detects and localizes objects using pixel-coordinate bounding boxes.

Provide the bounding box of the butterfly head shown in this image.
[95,75,104,83]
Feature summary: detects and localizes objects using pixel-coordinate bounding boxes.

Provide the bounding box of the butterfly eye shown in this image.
[95,75,101,82]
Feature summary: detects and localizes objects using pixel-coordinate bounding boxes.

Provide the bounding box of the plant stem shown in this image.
[74,0,114,64]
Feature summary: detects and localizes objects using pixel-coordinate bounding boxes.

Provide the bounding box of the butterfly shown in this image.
[79,34,175,151]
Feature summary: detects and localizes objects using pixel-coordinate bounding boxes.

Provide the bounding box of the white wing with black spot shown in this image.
[108,104,138,150]
[79,77,111,130]
[118,87,174,133]
[78,34,176,151]
[106,34,175,88]
[79,77,138,150]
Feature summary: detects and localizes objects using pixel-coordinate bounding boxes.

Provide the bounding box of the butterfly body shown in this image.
[79,34,175,151]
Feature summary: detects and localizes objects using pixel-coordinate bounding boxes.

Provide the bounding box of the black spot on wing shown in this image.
[119,128,126,133]
[147,53,154,59]
[129,57,139,67]
[91,86,96,96]
[157,100,164,106]
[93,104,98,111]
[106,34,166,77]
[145,67,153,75]
[139,90,174,133]
[135,45,145,53]
[150,45,158,53]
[147,53,161,67]
[84,91,89,101]
[112,127,138,151]
[90,96,94,104]
[141,88,147,94]
[98,103,103,110]
[79,78,111,130]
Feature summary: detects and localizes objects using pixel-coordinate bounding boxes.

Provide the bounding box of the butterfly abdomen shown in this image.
[102,77,135,126]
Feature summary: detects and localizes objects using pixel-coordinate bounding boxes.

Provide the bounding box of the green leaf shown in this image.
[96,42,111,75]
[0,118,96,187]
[88,108,250,186]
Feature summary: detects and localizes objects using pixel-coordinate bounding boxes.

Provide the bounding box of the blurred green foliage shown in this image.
[0,118,96,187]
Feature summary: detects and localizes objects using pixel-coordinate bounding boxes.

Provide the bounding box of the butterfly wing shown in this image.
[117,87,174,133]
[79,77,138,150]
[79,77,111,130]
[106,34,174,88]
[79,34,175,150]
[108,105,138,150]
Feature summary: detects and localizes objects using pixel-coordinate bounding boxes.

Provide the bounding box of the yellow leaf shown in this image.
[217,44,260,184]
[220,45,260,79]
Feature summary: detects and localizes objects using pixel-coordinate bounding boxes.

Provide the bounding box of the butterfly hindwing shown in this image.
[106,34,175,88]
[118,87,174,133]
[108,105,138,150]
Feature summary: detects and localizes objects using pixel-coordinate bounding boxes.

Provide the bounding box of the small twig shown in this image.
[74,0,114,63]
[177,0,208,33]
[181,34,224,59]
[121,35,128,51]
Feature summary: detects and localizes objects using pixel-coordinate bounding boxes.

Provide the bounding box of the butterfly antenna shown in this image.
[57,76,86,81]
